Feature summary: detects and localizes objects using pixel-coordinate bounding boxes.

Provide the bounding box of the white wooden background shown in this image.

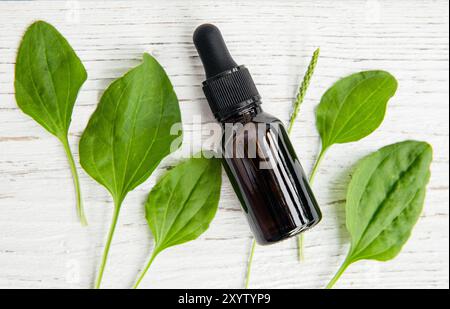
[0,0,448,289]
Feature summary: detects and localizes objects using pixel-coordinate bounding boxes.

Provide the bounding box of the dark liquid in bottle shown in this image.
[222,106,321,245]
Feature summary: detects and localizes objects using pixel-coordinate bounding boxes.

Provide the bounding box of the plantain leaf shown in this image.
[327,140,433,288]
[80,53,182,288]
[147,155,222,252]
[79,53,182,204]
[133,155,222,288]
[316,70,398,151]
[15,20,88,225]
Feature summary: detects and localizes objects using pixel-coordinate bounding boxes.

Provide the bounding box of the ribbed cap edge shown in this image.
[202,66,260,120]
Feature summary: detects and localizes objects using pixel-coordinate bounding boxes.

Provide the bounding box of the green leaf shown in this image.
[147,155,222,252]
[133,155,222,288]
[14,21,88,225]
[316,70,398,151]
[80,53,182,288]
[79,53,182,204]
[326,141,433,288]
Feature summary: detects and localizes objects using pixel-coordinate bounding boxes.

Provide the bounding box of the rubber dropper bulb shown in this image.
[193,24,238,78]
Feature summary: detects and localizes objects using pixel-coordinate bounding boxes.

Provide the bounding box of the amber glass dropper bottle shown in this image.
[193,24,322,245]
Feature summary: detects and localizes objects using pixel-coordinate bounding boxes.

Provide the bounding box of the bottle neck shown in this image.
[218,102,262,124]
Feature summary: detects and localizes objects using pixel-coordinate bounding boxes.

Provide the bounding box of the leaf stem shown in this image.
[326,259,351,289]
[133,251,159,289]
[60,136,87,226]
[95,202,121,289]
[245,239,256,289]
[309,147,327,185]
[297,234,305,261]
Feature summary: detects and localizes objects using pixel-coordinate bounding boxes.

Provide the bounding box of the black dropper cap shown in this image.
[193,24,260,121]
